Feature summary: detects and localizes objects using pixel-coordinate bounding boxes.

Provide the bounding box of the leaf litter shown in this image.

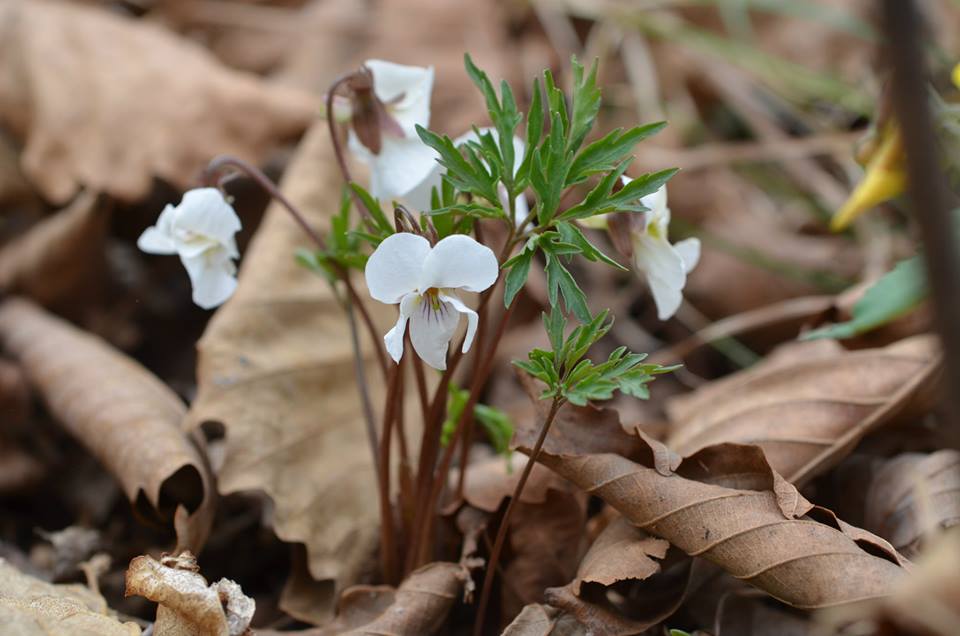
[0,1,958,635]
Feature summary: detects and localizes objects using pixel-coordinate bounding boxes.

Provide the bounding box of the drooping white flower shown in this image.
[628,179,700,321]
[405,127,528,226]
[347,60,437,202]
[365,233,498,370]
[137,188,241,310]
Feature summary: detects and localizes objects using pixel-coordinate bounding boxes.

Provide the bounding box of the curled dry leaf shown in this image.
[667,335,940,485]
[0,190,108,310]
[0,298,214,551]
[0,557,140,635]
[864,450,960,557]
[514,403,911,609]
[542,516,690,636]
[187,123,390,616]
[125,551,255,636]
[0,0,316,203]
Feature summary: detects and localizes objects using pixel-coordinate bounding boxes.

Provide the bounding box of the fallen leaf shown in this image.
[0,190,108,311]
[186,123,387,616]
[0,0,316,203]
[666,335,940,485]
[125,551,255,636]
[819,528,960,635]
[35,526,100,580]
[864,450,960,557]
[514,404,912,609]
[502,603,586,636]
[0,298,215,552]
[0,557,140,635]
[543,516,691,636]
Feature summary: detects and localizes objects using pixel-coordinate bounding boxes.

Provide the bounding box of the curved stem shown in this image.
[204,155,325,248]
[326,72,375,224]
[472,397,563,636]
[378,359,404,584]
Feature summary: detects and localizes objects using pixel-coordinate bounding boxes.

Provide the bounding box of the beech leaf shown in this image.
[514,406,912,609]
[666,335,940,485]
[0,0,316,203]
[0,298,215,552]
[186,123,391,616]
[864,450,960,557]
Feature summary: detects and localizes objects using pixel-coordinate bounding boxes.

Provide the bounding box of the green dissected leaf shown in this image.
[556,221,626,270]
[516,77,544,186]
[416,125,499,204]
[545,253,591,323]
[803,256,927,340]
[567,57,601,154]
[544,308,566,355]
[503,245,535,307]
[567,121,667,186]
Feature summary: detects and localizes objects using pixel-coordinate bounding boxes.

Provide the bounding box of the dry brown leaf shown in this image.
[666,335,940,485]
[0,190,108,310]
[186,123,388,615]
[502,603,586,636]
[0,557,140,635]
[0,298,215,551]
[125,551,255,636]
[514,403,911,609]
[535,515,687,636]
[0,0,316,203]
[341,562,464,636]
[864,450,960,557]
[819,528,960,635]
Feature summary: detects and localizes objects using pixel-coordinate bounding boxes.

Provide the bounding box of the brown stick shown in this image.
[472,398,564,636]
[881,0,960,449]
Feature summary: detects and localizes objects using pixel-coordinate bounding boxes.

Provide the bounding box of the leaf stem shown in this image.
[472,397,564,636]
[378,358,404,584]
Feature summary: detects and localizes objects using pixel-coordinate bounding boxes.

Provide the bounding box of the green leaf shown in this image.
[567,122,667,186]
[567,56,601,154]
[349,183,393,234]
[544,308,567,355]
[504,247,535,307]
[545,253,591,323]
[474,404,514,459]
[416,125,499,204]
[516,77,544,186]
[803,256,927,340]
[556,222,626,271]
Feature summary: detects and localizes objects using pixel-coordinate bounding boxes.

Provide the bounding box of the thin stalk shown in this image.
[473,398,564,636]
[881,0,960,449]
[325,71,376,225]
[342,278,389,379]
[343,293,380,484]
[204,155,325,248]
[378,359,403,584]
[412,352,430,428]
[413,300,517,569]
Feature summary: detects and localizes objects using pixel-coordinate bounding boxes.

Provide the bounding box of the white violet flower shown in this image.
[348,60,437,203]
[627,178,700,321]
[405,127,528,226]
[137,187,241,310]
[365,233,498,370]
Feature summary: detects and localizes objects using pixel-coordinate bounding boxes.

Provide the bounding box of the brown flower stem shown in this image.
[412,351,430,429]
[378,358,404,584]
[325,72,376,225]
[342,277,389,379]
[343,292,381,486]
[473,397,564,636]
[412,298,516,570]
[203,155,325,248]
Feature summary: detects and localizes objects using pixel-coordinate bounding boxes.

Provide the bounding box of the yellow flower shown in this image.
[831,122,906,231]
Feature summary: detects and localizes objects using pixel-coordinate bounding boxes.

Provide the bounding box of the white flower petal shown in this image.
[419,234,498,293]
[352,132,440,201]
[174,188,242,248]
[440,293,479,354]
[634,234,686,321]
[364,60,433,134]
[384,293,418,363]
[408,296,460,370]
[181,253,237,309]
[401,163,444,212]
[137,205,178,254]
[365,232,431,304]
[674,237,701,274]
[640,184,670,230]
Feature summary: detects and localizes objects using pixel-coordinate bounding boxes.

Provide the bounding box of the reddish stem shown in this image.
[472,398,563,636]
